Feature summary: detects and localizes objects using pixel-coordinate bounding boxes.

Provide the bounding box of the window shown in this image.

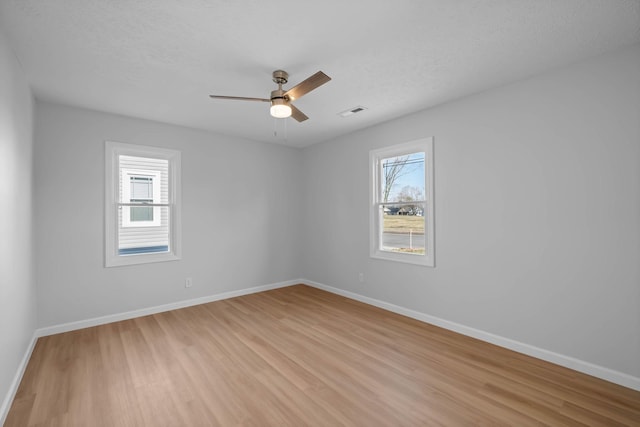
[105,141,181,267]
[370,138,434,266]
[121,168,161,227]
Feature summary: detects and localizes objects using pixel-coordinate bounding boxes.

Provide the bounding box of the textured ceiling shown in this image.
[1,0,639,147]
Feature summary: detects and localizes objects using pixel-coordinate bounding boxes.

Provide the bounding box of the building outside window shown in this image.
[121,168,162,228]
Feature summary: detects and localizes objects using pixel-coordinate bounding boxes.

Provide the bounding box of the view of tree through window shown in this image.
[381,152,425,255]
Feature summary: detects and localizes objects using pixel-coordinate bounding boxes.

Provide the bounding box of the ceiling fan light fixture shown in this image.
[270,98,292,118]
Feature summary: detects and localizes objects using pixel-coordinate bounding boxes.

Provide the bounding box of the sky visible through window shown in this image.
[383,152,425,202]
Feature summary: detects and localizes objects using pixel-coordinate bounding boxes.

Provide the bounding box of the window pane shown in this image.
[381,203,425,255]
[130,176,153,200]
[118,206,170,255]
[381,152,425,203]
[130,206,153,222]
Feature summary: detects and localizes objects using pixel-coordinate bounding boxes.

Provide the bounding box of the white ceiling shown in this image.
[1,1,639,148]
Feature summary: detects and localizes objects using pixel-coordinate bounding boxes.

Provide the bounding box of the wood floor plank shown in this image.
[5,285,640,426]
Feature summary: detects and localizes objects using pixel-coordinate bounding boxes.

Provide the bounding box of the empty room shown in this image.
[1,1,639,425]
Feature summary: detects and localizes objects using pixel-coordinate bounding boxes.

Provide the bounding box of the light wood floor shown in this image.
[6,285,640,426]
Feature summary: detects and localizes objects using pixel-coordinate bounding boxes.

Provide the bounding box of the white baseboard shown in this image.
[36,279,298,337]
[1,332,38,426]
[301,279,640,392]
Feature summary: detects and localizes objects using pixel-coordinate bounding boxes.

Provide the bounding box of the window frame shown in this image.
[369,137,435,267]
[105,141,182,267]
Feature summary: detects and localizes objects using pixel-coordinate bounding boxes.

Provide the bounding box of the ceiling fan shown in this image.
[209,70,331,122]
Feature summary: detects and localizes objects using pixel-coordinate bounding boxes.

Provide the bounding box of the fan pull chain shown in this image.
[273,118,288,141]
[283,116,288,141]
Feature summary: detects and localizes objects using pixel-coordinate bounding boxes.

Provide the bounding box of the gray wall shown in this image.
[301,44,640,378]
[0,29,36,418]
[34,103,303,327]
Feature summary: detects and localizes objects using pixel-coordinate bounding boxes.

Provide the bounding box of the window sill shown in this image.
[370,250,434,267]
[105,251,180,268]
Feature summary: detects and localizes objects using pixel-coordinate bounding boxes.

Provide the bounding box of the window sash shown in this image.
[375,200,427,206]
[118,202,170,207]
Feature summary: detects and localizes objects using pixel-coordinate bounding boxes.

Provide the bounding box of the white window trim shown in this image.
[105,141,182,267]
[121,168,162,228]
[369,137,435,267]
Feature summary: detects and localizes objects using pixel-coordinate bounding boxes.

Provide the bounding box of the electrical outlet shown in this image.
[358,273,364,283]
[185,277,193,288]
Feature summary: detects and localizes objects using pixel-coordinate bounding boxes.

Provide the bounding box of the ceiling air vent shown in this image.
[338,106,367,118]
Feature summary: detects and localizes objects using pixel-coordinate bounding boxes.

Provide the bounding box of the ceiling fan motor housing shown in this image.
[272,70,289,85]
[271,88,287,102]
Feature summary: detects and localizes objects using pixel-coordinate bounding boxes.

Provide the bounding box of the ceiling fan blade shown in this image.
[209,95,271,102]
[284,71,331,101]
[290,104,309,122]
